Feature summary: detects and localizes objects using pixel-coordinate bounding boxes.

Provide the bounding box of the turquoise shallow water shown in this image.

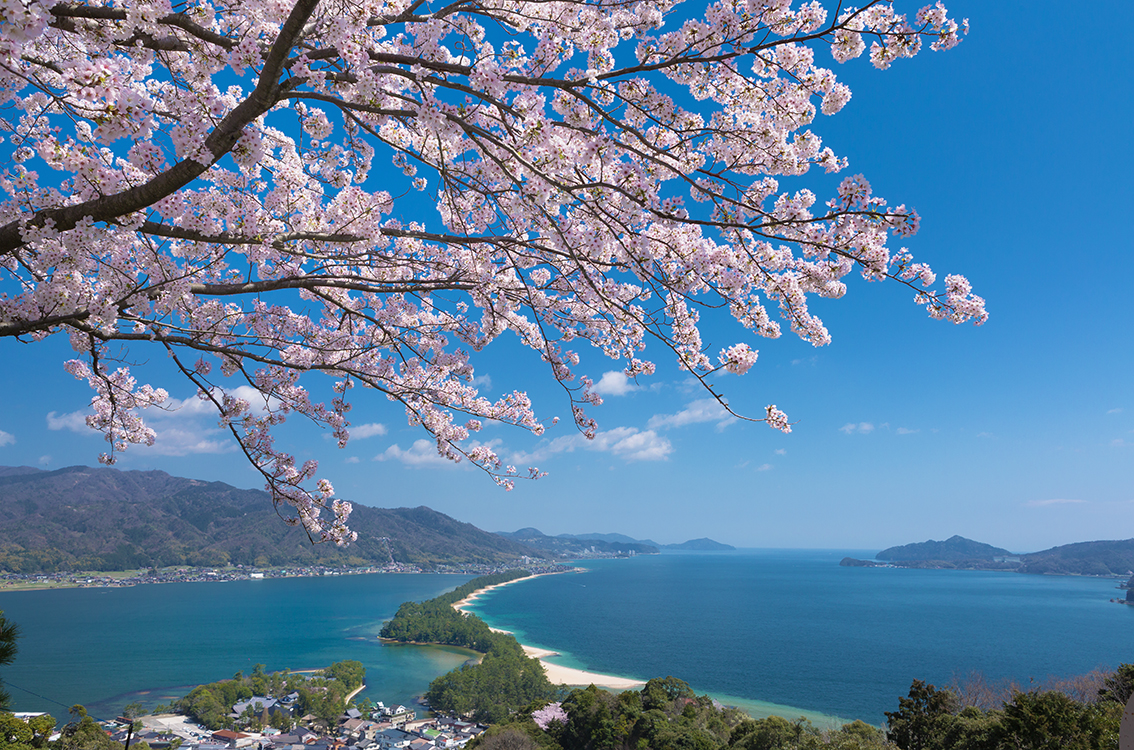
[459,550,1134,724]
[0,573,475,720]
[2,552,1131,726]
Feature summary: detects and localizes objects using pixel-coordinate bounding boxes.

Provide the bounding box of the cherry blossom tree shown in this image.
[0,0,986,543]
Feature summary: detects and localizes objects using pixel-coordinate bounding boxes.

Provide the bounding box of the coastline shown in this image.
[449,571,851,730]
[450,572,646,691]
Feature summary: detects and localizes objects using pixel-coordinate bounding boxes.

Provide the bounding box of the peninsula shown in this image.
[840,535,1134,577]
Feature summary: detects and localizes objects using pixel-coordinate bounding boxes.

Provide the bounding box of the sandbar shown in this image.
[452,574,645,691]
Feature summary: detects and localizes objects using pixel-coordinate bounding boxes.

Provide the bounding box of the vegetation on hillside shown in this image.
[466,666,1133,750]
[875,537,1012,562]
[0,466,545,572]
[381,572,556,722]
[381,571,532,652]
[470,677,892,750]
[169,661,364,730]
[849,535,1134,577]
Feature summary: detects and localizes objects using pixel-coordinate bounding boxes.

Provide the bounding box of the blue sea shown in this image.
[1,551,1131,726]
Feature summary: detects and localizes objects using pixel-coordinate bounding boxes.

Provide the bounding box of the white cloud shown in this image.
[38,455,51,466]
[47,410,89,433]
[344,456,360,464]
[0,430,14,447]
[47,392,240,456]
[839,422,875,435]
[896,427,919,435]
[139,427,235,456]
[471,374,493,392]
[774,448,787,455]
[376,439,458,468]
[513,426,672,463]
[1025,498,1087,507]
[349,422,388,439]
[1107,408,1123,414]
[164,385,277,416]
[592,371,638,397]
[648,399,735,430]
[756,463,773,472]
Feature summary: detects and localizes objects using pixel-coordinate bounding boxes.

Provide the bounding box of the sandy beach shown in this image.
[451,574,645,691]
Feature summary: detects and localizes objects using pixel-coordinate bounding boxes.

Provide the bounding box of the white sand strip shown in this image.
[452,573,646,691]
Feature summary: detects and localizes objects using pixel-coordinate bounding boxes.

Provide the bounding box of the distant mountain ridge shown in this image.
[840,535,1134,577]
[0,465,546,572]
[496,528,659,556]
[498,528,735,553]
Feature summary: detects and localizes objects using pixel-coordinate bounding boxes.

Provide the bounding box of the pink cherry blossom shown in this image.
[0,0,985,543]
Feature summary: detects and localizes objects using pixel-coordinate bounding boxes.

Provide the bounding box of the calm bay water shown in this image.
[0,573,475,720]
[1,551,1131,726]
[462,551,1134,724]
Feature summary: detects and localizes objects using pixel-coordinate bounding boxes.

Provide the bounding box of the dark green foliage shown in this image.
[885,680,959,750]
[380,571,532,655]
[0,612,18,711]
[0,466,546,572]
[56,705,121,750]
[425,652,556,724]
[0,712,55,750]
[1097,664,1134,706]
[886,677,1123,750]
[324,660,365,691]
[173,667,321,730]
[389,573,553,722]
[995,691,1119,750]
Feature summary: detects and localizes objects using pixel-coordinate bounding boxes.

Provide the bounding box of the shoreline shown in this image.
[449,572,851,729]
[450,571,646,691]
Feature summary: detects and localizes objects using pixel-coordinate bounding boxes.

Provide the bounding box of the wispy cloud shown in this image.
[513,426,672,463]
[344,456,360,464]
[376,439,457,468]
[43,387,279,456]
[47,411,88,432]
[839,422,875,435]
[896,427,919,435]
[592,371,639,397]
[38,455,51,466]
[648,399,735,431]
[471,374,493,392]
[1107,408,1123,414]
[1025,498,1087,507]
[377,438,505,468]
[349,422,387,439]
[0,430,14,448]
[755,463,773,472]
[774,448,787,455]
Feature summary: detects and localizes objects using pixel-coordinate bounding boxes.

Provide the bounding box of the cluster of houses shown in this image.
[124,701,487,750]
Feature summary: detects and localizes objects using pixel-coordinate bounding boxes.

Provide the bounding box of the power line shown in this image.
[5,681,117,724]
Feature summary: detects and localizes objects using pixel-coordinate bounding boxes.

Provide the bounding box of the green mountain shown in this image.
[663,537,735,551]
[1017,539,1134,576]
[876,535,1012,561]
[497,528,659,556]
[845,535,1134,577]
[0,465,547,572]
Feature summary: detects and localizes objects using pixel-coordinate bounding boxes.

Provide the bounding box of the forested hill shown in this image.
[876,535,1012,561]
[842,535,1134,576]
[0,465,547,572]
[496,528,659,556]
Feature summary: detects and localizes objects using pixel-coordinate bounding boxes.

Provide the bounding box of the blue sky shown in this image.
[1,2,1131,551]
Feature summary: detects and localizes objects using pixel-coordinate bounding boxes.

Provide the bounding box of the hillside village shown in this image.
[108,699,486,750]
